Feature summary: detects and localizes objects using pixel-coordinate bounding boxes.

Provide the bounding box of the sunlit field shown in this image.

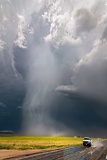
[0,136,82,150]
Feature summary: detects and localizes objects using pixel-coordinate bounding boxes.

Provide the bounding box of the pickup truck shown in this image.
[83,137,92,147]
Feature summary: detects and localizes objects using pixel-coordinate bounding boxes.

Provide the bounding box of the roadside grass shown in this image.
[0,144,13,150]
[0,136,82,150]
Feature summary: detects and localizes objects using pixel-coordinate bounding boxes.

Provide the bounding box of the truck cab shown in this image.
[83,137,92,147]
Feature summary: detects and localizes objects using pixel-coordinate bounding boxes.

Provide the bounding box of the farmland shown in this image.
[0,136,82,150]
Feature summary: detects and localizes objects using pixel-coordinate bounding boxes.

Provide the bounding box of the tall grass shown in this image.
[0,136,82,150]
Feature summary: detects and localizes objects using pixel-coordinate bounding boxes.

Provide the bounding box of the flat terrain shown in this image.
[0,136,82,150]
[0,149,49,160]
[0,136,82,159]
[0,137,106,160]
[1,143,107,160]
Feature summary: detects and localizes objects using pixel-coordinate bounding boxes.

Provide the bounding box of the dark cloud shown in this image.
[50,93,107,137]
[0,47,26,132]
[13,47,29,78]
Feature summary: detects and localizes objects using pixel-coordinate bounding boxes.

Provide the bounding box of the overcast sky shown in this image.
[0,0,107,137]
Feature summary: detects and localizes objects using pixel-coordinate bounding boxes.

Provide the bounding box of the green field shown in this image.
[0,136,82,150]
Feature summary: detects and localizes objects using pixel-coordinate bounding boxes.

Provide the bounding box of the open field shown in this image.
[0,136,82,150]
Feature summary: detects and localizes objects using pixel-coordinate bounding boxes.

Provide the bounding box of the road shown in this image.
[6,140,107,160]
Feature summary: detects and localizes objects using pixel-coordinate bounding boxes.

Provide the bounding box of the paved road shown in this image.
[7,146,84,160]
[7,141,107,160]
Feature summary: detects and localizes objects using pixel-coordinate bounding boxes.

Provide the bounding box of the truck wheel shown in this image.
[88,144,91,147]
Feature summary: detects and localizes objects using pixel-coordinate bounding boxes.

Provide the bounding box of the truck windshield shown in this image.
[84,137,90,140]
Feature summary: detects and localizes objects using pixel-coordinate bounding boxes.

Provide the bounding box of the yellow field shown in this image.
[0,136,82,150]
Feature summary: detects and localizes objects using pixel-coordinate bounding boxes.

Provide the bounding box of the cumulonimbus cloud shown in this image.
[1,0,107,136]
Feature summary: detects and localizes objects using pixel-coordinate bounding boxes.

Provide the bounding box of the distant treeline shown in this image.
[0,130,15,136]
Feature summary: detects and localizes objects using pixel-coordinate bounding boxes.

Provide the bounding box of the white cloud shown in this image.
[0,40,5,49]
[54,0,107,103]
[14,14,27,48]
[56,85,77,93]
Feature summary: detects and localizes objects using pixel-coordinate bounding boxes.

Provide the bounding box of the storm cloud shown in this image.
[0,0,107,137]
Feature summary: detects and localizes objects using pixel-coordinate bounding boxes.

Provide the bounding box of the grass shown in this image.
[0,136,83,150]
[0,144,13,150]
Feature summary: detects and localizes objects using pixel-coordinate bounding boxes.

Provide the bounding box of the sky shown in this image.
[0,0,107,137]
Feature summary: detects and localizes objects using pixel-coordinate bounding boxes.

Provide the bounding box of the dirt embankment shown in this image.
[0,149,54,160]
